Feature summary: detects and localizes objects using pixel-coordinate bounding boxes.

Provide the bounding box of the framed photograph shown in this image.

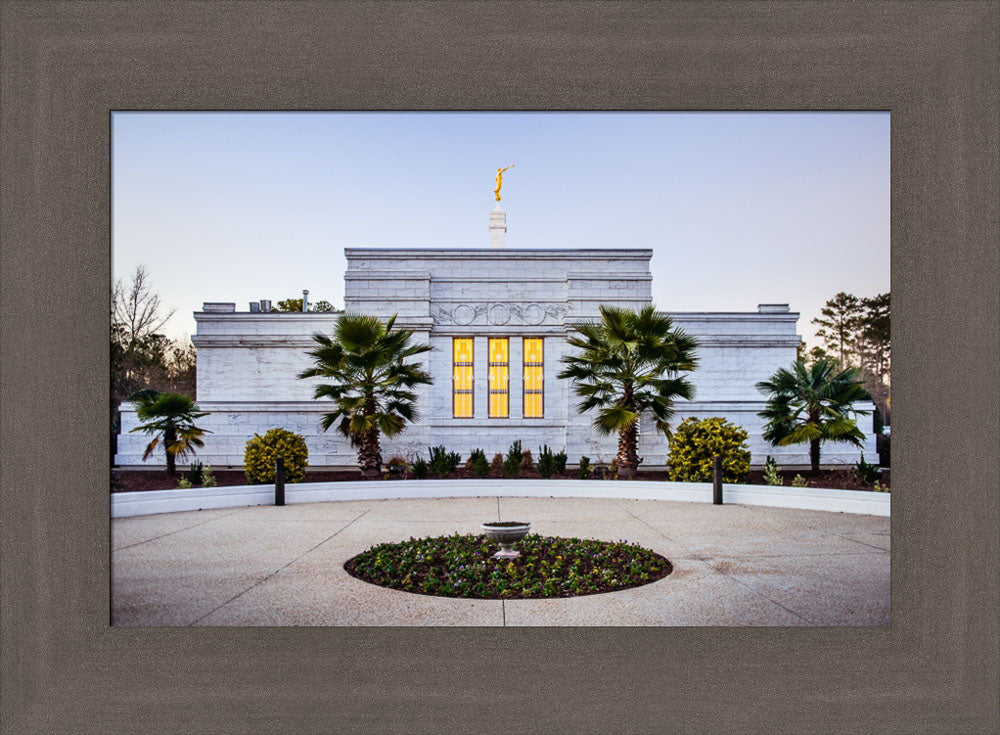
[2,2,996,733]
[109,109,891,630]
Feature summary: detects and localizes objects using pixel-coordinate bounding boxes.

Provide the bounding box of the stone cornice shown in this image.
[345,247,653,260]
[664,311,800,321]
[194,312,341,322]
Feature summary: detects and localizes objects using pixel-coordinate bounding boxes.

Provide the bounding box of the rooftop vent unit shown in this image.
[260,299,272,313]
[249,302,260,313]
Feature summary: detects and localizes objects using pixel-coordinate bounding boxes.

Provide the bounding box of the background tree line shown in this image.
[111,265,197,407]
[799,291,890,426]
[111,266,197,461]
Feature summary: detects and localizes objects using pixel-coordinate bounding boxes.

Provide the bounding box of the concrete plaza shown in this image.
[112,497,890,626]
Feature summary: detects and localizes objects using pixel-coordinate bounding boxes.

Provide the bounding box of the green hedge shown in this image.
[244,428,309,484]
[666,417,750,483]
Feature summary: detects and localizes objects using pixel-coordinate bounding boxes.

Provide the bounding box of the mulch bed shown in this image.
[112,466,888,492]
[745,468,890,491]
[111,469,362,492]
[344,533,673,599]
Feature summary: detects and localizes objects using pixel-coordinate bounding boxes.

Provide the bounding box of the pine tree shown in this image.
[812,292,862,370]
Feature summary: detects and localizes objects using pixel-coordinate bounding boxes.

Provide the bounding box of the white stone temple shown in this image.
[116,206,876,471]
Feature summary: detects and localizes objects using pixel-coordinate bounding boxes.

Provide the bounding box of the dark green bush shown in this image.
[578,456,592,479]
[853,454,881,485]
[412,457,428,479]
[537,445,556,478]
[503,440,523,478]
[428,445,462,478]
[666,417,750,483]
[553,450,568,475]
[187,461,204,486]
[469,448,490,478]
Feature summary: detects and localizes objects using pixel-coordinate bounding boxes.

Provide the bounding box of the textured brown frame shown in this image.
[2,2,997,733]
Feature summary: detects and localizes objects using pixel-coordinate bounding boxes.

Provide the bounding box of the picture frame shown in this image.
[1,1,996,732]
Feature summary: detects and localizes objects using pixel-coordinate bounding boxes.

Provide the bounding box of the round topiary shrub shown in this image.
[244,428,309,484]
[666,417,751,483]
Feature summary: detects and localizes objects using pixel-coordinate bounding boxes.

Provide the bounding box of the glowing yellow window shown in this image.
[523,337,544,418]
[453,338,474,418]
[488,338,509,418]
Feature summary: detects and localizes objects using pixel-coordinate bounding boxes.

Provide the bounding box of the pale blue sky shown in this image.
[112,112,889,346]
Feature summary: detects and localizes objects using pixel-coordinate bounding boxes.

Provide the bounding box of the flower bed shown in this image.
[344,533,672,599]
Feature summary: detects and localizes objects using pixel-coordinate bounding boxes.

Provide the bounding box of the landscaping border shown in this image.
[111,479,890,518]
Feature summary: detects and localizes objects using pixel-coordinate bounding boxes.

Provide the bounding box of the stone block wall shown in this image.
[114,248,877,471]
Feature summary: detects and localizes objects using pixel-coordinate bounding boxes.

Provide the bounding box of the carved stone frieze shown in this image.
[431,302,566,326]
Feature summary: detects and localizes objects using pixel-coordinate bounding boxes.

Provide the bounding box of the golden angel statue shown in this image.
[494,164,514,202]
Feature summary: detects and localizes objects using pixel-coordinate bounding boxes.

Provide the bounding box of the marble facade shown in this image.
[115,247,877,470]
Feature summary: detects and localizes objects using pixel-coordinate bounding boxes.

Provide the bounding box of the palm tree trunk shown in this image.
[358,427,382,479]
[358,395,382,479]
[164,426,177,477]
[810,438,820,473]
[617,425,638,478]
[615,384,639,478]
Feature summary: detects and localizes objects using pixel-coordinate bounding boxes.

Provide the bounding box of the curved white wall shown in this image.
[111,479,890,518]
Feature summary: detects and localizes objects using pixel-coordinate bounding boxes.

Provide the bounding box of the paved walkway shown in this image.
[112,497,890,626]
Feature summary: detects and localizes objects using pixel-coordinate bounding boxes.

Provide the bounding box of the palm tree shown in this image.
[128,390,210,477]
[756,358,870,472]
[558,305,698,477]
[299,314,432,479]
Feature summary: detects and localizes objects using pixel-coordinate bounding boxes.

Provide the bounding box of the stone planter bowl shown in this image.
[480,521,531,559]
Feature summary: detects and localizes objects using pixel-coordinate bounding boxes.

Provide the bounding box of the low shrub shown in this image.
[489,453,504,478]
[428,445,462,479]
[853,454,882,486]
[666,417,751,483]
[187,461,204,486]
[604,458,620,480]
[178,462,216,488]
[201,465,217,487]
[553,450,568,475]
[791,474,810,488]
[243,428,309,484]
[762,456,783,486]
[469,448,490,478]
[387,456,409,479]
[520,449,536,474]
[578,456,592,479]
[537,445,556,478]
[503,440,523,479]
[412,457,428,479]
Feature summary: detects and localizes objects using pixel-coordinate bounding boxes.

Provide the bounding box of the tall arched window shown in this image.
[488,337,509,418]
[523,337,544,418]
[453,338,474,418]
